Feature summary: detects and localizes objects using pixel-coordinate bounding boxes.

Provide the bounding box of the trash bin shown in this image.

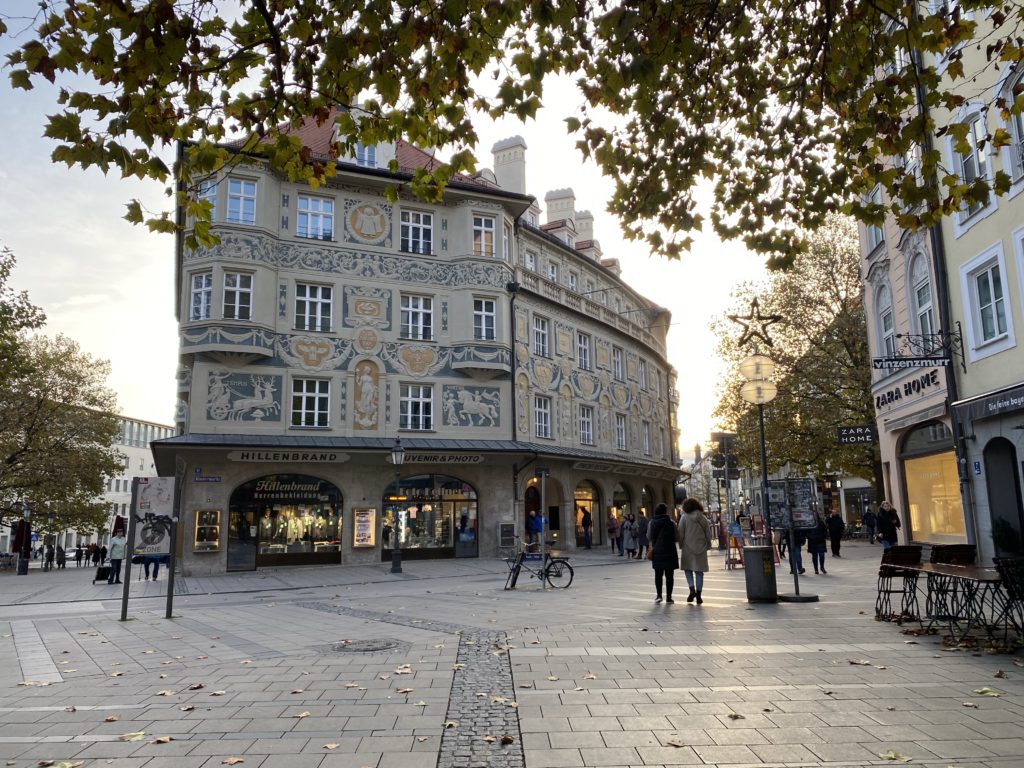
[743,545,778,602]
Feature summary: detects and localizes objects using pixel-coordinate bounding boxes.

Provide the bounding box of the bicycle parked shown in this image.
[504,536,573,589]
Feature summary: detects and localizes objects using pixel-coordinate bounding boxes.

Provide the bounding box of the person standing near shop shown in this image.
[648,503,679,603]
[579,507,593,549]
[677,498,712,604]
[526,509,541,547]
[636,511,650,560]
[826,509,845,557]
[807,513,829,574]
[74,545,83,567]
[862,505,878,543]
[107,529,127,584]
[877,501,901,549]
[607,513,621,555]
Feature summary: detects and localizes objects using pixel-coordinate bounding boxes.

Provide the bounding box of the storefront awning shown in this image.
[951,382,1024,424]
[150,433,680,479]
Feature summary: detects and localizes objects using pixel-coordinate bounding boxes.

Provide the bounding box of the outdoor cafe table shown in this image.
[909,562,1007,645]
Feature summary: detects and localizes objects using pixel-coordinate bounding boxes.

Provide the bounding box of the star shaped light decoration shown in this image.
[728,298,782,350]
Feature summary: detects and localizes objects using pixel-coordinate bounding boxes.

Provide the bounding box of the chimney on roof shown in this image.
[491,136,528,195]
[544,188,576,226]
[576,210,594,240]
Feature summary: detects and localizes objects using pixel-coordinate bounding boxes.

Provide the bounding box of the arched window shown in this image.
[876,285,896,356]
[910,254,935,342]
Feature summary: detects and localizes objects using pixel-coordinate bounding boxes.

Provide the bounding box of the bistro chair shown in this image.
[993,557,1024,641]
[930,544,977,565]
[876,545,923,622]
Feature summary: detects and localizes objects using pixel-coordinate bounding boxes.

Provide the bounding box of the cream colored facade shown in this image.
[860,11,1024,559]
[155,128,680,574]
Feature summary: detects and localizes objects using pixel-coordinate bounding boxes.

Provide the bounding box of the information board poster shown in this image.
[353,508,377,547]
[131,477,175,555]
[767,478,819,530]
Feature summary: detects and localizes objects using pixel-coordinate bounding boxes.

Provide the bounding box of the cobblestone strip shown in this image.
[296,600,469,634]
[439,631,524,768]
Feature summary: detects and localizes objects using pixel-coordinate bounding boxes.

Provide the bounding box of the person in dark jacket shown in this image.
[877,501,901,549]
[806,513,829,574]
[826,510,845,557]
[862,507,878,543]
[788,528,806,574]
[648,503,679,603]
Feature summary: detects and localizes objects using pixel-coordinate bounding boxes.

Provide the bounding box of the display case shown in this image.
[194,510,221,552]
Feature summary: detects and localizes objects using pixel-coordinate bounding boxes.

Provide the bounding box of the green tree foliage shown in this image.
[0,254,122,532]
[3,1,1020,264]
[711,215,881,484]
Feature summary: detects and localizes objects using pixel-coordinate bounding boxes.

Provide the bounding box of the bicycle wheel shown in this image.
[545,559,574,589]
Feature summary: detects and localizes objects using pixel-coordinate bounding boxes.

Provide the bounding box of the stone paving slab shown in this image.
[2,542,1024,768]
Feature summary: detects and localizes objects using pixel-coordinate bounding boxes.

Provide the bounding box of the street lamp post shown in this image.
[390,436,405,574]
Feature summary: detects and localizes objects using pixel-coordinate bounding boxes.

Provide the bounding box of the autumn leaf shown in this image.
[444,720,459,728]
[156,690,176,696]
[396,688,413,694]
[291,689,303,694]
[727,713,745,720]
[179,706,195,712]
[877,750,912,762]
[323,744,339,750]
[973,687,1001,697]
[500,734,514,745]
[414,701,428,707]
[666,739,686,748]
[294,712,310,718]
[150,736,174,744]
[452,664,465,670]
[210,691,226,696]
[583,673,597,680]
[848,659,871,666]
[222,759,244,765]
[104,715,121,722]
[482,735,497,743]
[547,676,558,681]
[118,731,147,742]
[962,702,979,708]
[994,670,1007,678]
[188,683,205,690]
[64,706,76,712]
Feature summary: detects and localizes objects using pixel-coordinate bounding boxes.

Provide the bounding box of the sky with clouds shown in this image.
[0,11,768,459]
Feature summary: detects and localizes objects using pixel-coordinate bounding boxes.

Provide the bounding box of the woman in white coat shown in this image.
[677,498,713,604]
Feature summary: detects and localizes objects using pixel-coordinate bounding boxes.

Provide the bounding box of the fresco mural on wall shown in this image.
[441,386,501,427]
[206,370,283,421]
[354,361,380,430]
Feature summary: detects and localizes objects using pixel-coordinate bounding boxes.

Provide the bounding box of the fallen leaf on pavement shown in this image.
[994,670,1007,678]
[64,706,76,712]
[291,689,303,694]
[433,643,445,649]
[962,702,979,708]
[727,714,745,720]
[323,744,339,750]
[482,735,496,743]
[500,734,514,745]
[179,706,195,712]
[143,650,156,655]
[159,675,167,679]
[666,739,686,748]
[222,759,244,766]
[188,683,205,690]
[110,672,123,677]
[444,720,459,729]
[210,691,226,696]
[150,736,174,744]
[343,683,359,688]
[104,715,120,722]
[452,664,465,670]
[396,688,413,694]
[547,676,558,681]
[877,750,912,762]
[118,732,147,742]
[583,673,597,680]
[574,687,584,692]
[156,690,176,696]
[973,687,1000,697]
[379,674,390,680]
[886,707,896,711]
[519,683,533,689]
[848,659,871,666]
[294,712,310,718]
[414,701,427,707]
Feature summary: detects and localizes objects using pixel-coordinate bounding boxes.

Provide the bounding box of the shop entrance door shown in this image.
[984,437,1024,556]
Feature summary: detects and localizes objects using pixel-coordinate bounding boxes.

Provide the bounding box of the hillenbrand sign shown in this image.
[872,356,949,370]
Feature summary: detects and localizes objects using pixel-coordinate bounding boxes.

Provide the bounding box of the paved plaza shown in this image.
[1,542,1022,768]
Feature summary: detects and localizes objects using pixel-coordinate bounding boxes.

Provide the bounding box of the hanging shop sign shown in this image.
[352,508,377,548]
[872,356,949,370]
[836,425,879,445]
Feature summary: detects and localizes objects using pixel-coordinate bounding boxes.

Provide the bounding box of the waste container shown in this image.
[743,545,778,602]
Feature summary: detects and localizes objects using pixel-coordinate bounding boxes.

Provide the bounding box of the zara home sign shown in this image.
[875,369,941,409]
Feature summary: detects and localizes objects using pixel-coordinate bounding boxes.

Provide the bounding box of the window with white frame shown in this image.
[473,298,496,341]
[910,255,935,342]
[400,384,433,430]
[877,285,896,356]
[524,250,536,270]
[547,262,559,282]
[223,272,252,321]
[974,262,1008,342]
[865,185,885,252]
[297,195,334,240]
[577,332,591,370]
[615,413,627,450]
[579,405,594,445]
[190,272,212,321]
[355,143,376,168]
[473,215,496,257]
[291,378,329,427]
[533,315,549,356]
[401,295,433,340]
[534,396,551,439]
[569,271,578,291]
[958,112,991,218]
[197,178,216,219]
[226,179,256,225]
[642,421,651,455]
[584,278,594,296]
[612,346,624,381]
[400,210,433,254]
[639,358,649,389]
[295,283,332,332]
[502,222,512,262]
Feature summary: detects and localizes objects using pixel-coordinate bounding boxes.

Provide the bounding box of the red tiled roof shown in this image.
[575,239,594,249]
[540,220,565,231]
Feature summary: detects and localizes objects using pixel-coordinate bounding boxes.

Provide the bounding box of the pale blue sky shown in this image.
[0,9,767,456]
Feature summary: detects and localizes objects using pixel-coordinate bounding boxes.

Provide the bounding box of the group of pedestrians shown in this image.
[606,511,650,559]
[648,499,713,605]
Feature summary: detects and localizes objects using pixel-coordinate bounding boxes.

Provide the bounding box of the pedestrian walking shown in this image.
[99,545,108,565]
[807,513,828,574]
[826,510,845,557]
[74,545,83,567]
[648,503,679,603]
[862,506,878,543]
[621,513,638,558]
[526,510,541,547]
[607,514,621,555]
[44,543,55,572]
[636,511,650,560]
[56,545,66,569]
[90,544,100,566]
[678,498,713,604]
[107,531,126,584]
[877,501,901,549]
[788,528,806,574]
[579,507,592,549]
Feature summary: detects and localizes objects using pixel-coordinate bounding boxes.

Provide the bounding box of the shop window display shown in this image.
[382,474,477,559]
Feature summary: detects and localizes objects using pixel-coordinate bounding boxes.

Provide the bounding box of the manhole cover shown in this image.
[332,639,404,653]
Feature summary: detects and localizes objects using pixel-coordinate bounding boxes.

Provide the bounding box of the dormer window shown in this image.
[356,143,377,168]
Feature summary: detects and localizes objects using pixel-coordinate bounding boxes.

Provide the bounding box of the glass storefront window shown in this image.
[900,422,965,544]
[574,481,600,547]
[383,474,477,559]
[228,474,343,570]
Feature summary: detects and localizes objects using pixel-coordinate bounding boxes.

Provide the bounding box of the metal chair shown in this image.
[930,544,977,565]
[876,545,923,622]
[993,557,1024,641]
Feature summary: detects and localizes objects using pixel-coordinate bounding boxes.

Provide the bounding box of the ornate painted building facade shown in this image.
[154,117,679,574]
